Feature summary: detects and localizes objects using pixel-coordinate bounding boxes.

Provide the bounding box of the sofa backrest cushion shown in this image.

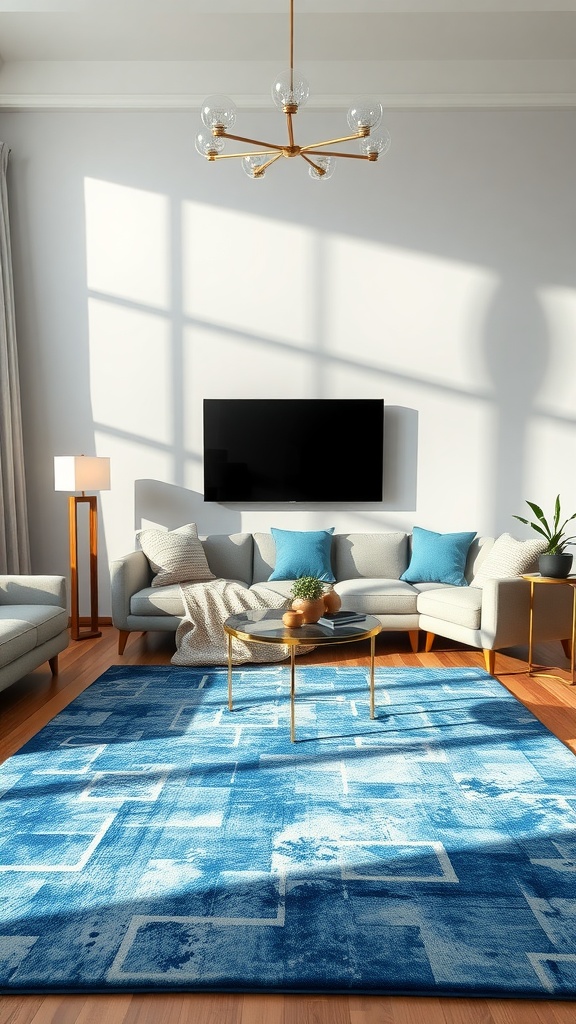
[201,533,254,586]
[333,532,408,581]
[464,537,494,582]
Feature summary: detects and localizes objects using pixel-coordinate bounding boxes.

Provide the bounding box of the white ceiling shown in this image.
[1,1,575,110]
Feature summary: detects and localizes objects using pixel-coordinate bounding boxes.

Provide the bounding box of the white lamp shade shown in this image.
[54,456,111,493]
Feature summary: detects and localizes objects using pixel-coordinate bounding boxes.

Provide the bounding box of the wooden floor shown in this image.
[2,627,576,1024]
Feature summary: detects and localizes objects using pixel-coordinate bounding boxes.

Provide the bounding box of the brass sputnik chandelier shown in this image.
[195,0,390,180]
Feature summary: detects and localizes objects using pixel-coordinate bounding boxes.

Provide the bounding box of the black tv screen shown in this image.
[203,399,384,502]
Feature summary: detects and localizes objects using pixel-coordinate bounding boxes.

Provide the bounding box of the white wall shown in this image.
[1,107,576,615]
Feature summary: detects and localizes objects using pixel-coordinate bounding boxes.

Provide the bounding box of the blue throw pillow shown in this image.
[400,527,476,586]
[268,527,336,582]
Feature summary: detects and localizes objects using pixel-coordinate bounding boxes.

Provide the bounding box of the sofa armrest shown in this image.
[0,575,67,607]
[479,577,532,650]
[110,550,152,630]
[479,575,575,652]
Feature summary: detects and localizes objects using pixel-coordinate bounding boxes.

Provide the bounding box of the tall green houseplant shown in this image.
[513,495,576,554]
[513,494,576,578]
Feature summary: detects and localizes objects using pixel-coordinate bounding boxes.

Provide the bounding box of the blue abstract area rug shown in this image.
[2,664,576,998]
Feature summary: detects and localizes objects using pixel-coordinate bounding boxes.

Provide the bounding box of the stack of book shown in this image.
[317,609,367,630]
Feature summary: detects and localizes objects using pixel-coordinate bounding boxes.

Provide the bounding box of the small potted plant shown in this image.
[513,494,576,578]
[290,575,326,623]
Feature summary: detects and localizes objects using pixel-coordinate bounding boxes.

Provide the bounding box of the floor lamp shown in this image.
[54,455,111,641]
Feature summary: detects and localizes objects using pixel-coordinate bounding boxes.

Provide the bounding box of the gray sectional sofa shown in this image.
[110,530,573,672]
[0,575,69,693]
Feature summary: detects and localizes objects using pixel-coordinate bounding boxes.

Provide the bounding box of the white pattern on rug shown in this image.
[172,578,310,666]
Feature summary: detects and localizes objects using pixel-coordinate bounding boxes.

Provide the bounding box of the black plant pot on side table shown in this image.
[539,552,574,579]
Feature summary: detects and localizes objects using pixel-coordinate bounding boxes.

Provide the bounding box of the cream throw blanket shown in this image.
[172,578,308,666]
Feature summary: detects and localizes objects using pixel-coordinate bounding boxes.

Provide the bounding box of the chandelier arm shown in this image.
[255,153,284,174]
[208,150,279,161]
[299,132,367,153]
[304,150,377,160]
[216,131,286,152]
[300,153,327,174]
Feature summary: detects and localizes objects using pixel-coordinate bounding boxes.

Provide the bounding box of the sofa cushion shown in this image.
[470,532,547,587]
[401,527,476,586]
[22,605,69,645]
[201,533,253,586]
[268,527,335,582]
[0,610,38,669]
[130,585,186,617]
[334,532,408,581]
[335,578,419,615]
[417,586,483,631]
[137,523,215,587]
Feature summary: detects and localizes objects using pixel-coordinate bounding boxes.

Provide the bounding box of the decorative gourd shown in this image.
[282,609,304,628]
[323,588,342,614]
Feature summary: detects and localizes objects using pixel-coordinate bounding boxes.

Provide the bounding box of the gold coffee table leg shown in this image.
[290,646,296,743]
[227,632,233,710]
[369,634,376,719]
[571,587,576,685]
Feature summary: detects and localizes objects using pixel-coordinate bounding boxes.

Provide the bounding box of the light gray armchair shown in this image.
[0,575,69,693]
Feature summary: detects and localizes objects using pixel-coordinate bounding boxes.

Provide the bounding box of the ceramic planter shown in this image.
[538,552,574,579]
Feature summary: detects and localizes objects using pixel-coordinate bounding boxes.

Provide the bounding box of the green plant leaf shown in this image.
[513,496,576,552]
[554,494,561,532]
[524,501,550,534]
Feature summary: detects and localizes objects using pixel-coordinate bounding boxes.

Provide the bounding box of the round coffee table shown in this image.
[223,610,382,742]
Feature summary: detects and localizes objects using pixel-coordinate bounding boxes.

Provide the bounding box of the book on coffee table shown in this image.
[317,610,367,629]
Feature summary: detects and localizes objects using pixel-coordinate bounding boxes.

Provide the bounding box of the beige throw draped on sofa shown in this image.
[0,142,30,573]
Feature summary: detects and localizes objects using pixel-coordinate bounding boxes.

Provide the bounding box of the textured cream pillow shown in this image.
[471,532,547,588]
[137,523,215,587]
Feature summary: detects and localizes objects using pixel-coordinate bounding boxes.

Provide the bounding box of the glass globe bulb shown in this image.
[242,155,269,179]
[347,98,383,132]
[195,131,225,158]
[200,94,237,132]
[308,156,335,181]
[271,69,310,111]
[358,128,391,158]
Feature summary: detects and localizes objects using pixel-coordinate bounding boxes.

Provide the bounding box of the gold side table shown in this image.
[522,574,576,685]
[223,609,382,742]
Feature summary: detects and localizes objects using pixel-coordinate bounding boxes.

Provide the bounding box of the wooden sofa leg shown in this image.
[561,638,572,662]
[483,649,495,675]
[408,630,419,653]
[49,655,59,675]
[424,632,435,653]
[118,630,130,655]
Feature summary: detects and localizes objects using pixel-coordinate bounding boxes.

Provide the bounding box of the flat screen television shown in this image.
[203,399,384,502]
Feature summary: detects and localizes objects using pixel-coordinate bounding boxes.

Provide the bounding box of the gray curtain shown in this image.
[0,142,31,573]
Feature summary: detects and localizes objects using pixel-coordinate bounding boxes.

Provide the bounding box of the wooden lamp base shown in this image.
[69,494,102,641]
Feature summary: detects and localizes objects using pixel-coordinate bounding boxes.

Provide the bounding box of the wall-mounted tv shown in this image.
[203,398,384,502]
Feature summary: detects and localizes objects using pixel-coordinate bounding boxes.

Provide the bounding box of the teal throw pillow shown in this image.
[268,527,335,582]
[400,526,476,586]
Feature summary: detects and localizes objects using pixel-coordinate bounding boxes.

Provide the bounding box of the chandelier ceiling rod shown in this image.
[195,0,391,180]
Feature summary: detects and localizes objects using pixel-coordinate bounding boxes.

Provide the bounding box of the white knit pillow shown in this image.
[471,532,547,588]
[137,523,215,587]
